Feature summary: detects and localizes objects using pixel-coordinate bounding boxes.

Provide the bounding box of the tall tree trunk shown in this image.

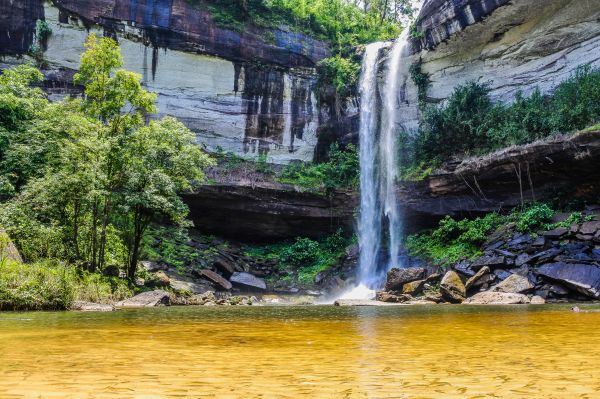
[127,208,146,281]
[90,198,99,272]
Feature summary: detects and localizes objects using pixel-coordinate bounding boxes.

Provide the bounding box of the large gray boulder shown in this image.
[384,267,427,291]
[440,271,466,303]
[115,290,170,308]
[230,272,267,291]
[537,263,600,298]
[492,273,534,294]
[199,269,232,291]
[464,292,530,305]
[71,301,115,312]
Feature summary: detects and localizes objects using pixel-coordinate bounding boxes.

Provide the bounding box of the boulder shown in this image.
[147,271,170,287]
[494,269,512,281]
[472,255,505,270]
[384,267,426,291]
[71,301,115,312]
[580,221,600,235]
[463,292,530,305]
[229,272,267,291]
[376,291,412,303]
[492,273,534,294]
[440,271,466,303]
[214,257,236,276]
[530,295,546,305]
[454,261,476,277]
[465,266,493,290]
[199,269,232,291]
[402,279,426,296]
[170,278,214,295]
[543,228,569,239]
[116,290,170,308]
[537,263,600,298]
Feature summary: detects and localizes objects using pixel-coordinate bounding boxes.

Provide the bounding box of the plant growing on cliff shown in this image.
[279,143,358,192]
[411,65,600,166]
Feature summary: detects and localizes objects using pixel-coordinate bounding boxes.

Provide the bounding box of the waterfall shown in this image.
[339,31,414,300]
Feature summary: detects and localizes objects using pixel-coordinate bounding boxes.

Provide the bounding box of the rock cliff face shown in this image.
[396,0,600,131]
[0,0,332,164]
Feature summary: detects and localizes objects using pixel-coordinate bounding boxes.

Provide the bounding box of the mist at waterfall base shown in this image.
[340,32,412,301]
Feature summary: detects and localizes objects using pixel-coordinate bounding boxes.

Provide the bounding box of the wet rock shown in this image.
[472,255,505,270]
[463,292,530,305]
[531,237,546,247]
[146,271,170,288]
[402,280,426,296]
[170,277,214,295]
[384,267,427,291]
[494,249,516,258]
[580,221,600,235]
[465,266,493,290]
[376,291,412,303]
[530,295,546,305]
[492,274,534,294]
[214,258,236,276]
[508,235,533,249]
[515,253,532,267]
[454,260,476,277]
[116,290,170,308]
[440,271,466,303]
[71,301,115,312]
[493,269,512,281]
[230,272,267,291]
[199,269,232,291]
[543,228,569,239]
[537,263,600,298]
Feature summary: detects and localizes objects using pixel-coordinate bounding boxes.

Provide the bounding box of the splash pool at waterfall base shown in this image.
[2,305,600,399]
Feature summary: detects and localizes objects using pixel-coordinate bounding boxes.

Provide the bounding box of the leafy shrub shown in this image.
[317,56,361,99]
[75,271,132,303]
[280,237,321,266]
[279,143,358,191]
[413,66,600,166]
[0,259,76,311]
[514,203,554,232]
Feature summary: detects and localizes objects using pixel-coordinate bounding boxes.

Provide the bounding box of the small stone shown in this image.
[531,237,546,247]
[454,260,476,277]
[494,269,512,281]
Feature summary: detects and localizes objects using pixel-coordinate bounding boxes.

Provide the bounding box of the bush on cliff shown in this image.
[413,65,600,165]
[406,204,557,266]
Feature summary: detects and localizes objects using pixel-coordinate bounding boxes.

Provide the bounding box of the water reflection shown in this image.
[1,305,600,398]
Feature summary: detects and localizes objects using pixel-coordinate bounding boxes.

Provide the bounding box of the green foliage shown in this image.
[406,204,557,266]
[0,259,75,311]
[191,0,401,49]
[35,20,52,42]
[409,59,429,105]
[0,35,213,281]
[317,56,361,99]
[279,143,358,191]
[413,66,600,165]
[245,229,351,285]
[514,203,554,232]
[74,271,132,303]
[142,226,206,270]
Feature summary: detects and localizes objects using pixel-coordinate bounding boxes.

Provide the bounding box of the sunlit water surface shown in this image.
[1,305,600,398]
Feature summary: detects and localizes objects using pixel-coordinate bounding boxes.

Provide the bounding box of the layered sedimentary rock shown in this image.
[0,0,330,164]
[399,130,600,229]
[395,0,600,132]
[181,183,356,241]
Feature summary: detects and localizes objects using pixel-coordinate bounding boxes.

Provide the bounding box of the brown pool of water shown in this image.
[1,304,599,398]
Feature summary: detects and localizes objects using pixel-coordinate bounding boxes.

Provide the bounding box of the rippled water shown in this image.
[1,305,600,398]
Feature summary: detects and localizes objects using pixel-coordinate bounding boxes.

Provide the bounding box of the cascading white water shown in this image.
[381,29,411,269]
[340,28,415,300]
